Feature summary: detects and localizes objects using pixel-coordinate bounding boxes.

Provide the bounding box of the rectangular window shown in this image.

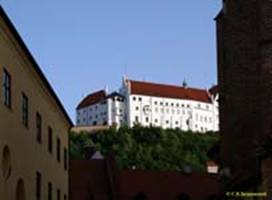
[57,189,61,200]
[3,69,11,108]
[135,116,139,123]
[22,93,29,127]
[57,137,61,162]
[64,147,68,170]
[48,182,52,200]
[48,127,53,154]
[36,113,42,143]
[36,171,41,200]
[145,117,149,123]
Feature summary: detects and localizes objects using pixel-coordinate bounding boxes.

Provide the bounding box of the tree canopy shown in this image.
[70,125,218,172]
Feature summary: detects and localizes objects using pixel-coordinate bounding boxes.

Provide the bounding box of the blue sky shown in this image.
[0,1,222,122]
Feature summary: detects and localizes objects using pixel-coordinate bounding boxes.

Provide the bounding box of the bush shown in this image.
[70,126,218,172]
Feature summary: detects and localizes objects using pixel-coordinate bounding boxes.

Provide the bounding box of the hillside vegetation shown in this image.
[70,125,218,172]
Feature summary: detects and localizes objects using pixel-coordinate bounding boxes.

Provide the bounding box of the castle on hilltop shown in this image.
[76,77,219,133]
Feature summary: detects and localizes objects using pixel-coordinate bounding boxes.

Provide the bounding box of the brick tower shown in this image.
[216,0,272,197]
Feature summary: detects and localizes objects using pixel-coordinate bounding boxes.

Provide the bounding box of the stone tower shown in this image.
[216,0,272,197]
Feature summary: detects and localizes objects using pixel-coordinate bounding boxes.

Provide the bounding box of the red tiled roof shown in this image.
[207,160,218,167]
[129,80,212,103]
[77,90,106,109]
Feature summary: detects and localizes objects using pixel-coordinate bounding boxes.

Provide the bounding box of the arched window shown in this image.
[16,179,26,200]
[133,192,148,200]
[2,145,12,180]
[177,193,191,200]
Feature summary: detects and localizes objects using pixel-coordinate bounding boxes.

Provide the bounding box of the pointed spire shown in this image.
[104,85,109,94]
[182,79,188,88]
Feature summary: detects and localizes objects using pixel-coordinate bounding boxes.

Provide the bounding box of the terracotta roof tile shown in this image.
[77,90,106,109]
[129,80,212,103]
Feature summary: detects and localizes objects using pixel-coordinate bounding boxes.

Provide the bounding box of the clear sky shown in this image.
[0,1,222,122]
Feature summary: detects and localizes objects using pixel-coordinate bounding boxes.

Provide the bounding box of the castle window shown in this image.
[2,145,12,180]
[48,182,52,200]
[57,189,61,200]
[22,93,29,128]
[16,179,26,200]
[154,101,157,105]
[139,97,142,101]
[64,147,68,170]
[145,117,149,123]
[3,69,11,108]
[57,137,61,162]
[48,127,53,154]
[36,113,42,144]
[133,97,136,101]
[36,171,41,200]
[135,116,139,122]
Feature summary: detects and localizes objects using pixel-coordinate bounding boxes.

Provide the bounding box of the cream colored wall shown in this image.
[0,14,70,200]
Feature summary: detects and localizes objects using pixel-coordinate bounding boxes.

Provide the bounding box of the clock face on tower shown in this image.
[143,105,151,115]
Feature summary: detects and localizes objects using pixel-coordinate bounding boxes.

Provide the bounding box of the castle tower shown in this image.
[216,0,272,196]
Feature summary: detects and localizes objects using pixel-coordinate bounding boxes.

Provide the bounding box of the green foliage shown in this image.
[69,132,94,159]
[70,125,218,172]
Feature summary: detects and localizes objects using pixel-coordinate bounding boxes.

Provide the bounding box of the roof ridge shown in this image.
[128,79,207,92]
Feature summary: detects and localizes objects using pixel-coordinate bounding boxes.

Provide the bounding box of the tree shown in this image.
[69,126,218,172]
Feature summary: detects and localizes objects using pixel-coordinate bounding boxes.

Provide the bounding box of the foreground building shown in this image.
[0,6,72,200]
[70,157,219,200]
[215,0,272,198]
[77,78,219,133]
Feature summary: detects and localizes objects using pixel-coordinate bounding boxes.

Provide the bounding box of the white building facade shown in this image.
[76,78,219,133]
